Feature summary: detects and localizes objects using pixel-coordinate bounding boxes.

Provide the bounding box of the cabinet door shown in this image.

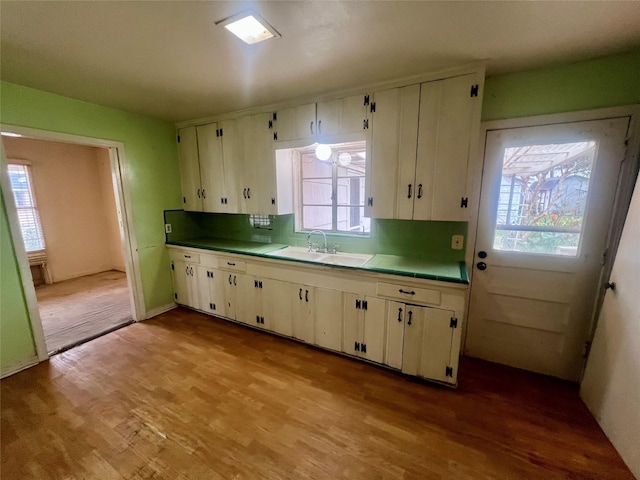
[419,306,455,383]
[401,305,425,377]
[253,277,272,331]
[385,301,406,370]
[177,126,202,212]
[317,94,369,139]
[223,271,238,320]
[362,297,386,364]
[314,287,343,352]
[275,103,316,143]
[402,305,455,383]
[172,260,198,308]
[242,113,276,214]
[234,274,255,325]
[219,118,243,213]
[270,279,293,337]
[196,123,226,213]
[196,266,226,317]
[342,293,362,356]
[292,285,314,343]
[414,74,477,221]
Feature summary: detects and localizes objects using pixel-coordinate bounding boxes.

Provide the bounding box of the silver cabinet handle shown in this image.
[318,120,322,134]
[310,121,314,135]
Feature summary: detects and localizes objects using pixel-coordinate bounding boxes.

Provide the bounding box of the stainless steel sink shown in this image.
[269,247,373,268]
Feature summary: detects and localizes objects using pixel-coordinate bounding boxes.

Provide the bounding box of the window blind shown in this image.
[7,164,46,252]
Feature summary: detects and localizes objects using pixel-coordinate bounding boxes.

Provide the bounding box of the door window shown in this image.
[493,141,596,256]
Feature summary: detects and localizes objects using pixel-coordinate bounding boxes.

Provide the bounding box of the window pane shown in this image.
[8,164,46,252]
[337,206,370,234]
[337,177,365,206]
[493,141,595,256]
[303,206,332,230]
[302,178,332,205]
[302,154,332,177]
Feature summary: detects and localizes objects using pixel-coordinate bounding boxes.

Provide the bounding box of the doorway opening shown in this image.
[1,131,142,356]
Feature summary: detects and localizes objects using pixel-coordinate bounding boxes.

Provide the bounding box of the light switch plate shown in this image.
[165,223,172,234]
[451,235,464,250]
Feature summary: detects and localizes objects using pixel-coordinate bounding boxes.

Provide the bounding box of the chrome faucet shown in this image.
[307,230,328,253]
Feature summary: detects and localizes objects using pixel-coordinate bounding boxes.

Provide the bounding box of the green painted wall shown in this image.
[165,211,468,263]
[482,49,640,121]
[0,194,37,369]
[0,81,181,371]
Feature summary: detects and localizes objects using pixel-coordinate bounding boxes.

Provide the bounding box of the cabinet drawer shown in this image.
[376,282,441,306]
[169,250,200,264]
[218,258,247,272]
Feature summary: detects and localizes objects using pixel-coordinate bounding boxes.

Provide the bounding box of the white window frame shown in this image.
[7,160,46,254]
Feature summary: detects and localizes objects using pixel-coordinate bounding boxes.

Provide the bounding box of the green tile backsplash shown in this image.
[164,211,467,262]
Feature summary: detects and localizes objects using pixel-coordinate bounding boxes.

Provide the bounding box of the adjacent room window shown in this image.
[291,141,370,235]
[7,163,46,252]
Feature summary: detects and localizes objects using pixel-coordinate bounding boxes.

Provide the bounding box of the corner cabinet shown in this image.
[368,71,483,221]
[167,245,467,386]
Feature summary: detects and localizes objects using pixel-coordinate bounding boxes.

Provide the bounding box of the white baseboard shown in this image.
[1,355,39,379]
[144,303,177,320]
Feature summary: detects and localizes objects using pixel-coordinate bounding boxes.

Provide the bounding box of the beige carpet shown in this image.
[36,270,133,354]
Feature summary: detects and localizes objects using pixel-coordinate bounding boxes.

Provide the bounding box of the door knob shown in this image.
[478,251,487,258]
[605,282,616,291]
[477,262,487,271]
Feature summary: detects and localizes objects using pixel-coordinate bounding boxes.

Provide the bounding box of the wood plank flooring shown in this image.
[1,307,633,479]
[36,270,132,354]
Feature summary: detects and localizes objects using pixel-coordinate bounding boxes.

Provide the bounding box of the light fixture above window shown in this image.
[216,10,281,45]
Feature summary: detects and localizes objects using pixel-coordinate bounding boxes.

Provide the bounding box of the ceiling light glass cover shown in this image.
[218,11,281,45]
[315,144,332,161]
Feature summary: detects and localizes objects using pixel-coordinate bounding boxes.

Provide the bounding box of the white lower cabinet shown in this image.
[314,288,343,352]
[171,259,199,308]
[168,246,465,386]
[385,301,406,370]
[291,284,315,344]
[343,294,386,364]
[401,304,457,383]
[197,266,226,317]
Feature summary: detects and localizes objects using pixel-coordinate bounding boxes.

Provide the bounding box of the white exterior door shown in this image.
[466,117,630,380]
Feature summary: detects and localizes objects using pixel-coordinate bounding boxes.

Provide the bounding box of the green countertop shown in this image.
[167,238,469,285]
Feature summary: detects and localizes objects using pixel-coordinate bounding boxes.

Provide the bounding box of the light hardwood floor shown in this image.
[36,270,132,354]
[1,308,633,479]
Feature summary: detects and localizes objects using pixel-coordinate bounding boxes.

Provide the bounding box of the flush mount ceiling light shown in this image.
[315,144,332,161]
[216,10,281,45]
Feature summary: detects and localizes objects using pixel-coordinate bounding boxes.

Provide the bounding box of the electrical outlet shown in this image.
[165,223,172,234]
[451,235,464,250]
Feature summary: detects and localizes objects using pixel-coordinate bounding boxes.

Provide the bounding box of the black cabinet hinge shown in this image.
[361,344,367,353]
[450,317,458,328]
[363,95,370,106]
[273,132,278,141]
[355,299,361,309]
[216,128,220,137]
[460,197,468,208]
[183,197,186,203]
[445,366,453,377]
[177,135,180,143]
[268,120,273,129]
[259,281,263,289]
[272,112,277,121]
[174,293,178,300]
[370,102,376,113]
[254,280,258,288]
[219,128,223,136]
[367,197,373,207]
[470,84,479,97]
[363,119,369,130]
[171,262,175,270]
[355,341,360,352]
[362,300,368,310]
[271,198,276,205]
[210,303,216,310]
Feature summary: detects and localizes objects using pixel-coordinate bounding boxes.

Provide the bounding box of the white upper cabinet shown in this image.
[413,73,479,221]
[369,85,420,219]
[274,94,370,144]
[176,126,202,212]
[196,123,225,213]
[316,94,370,139]
[368,73,481,221]
[274,103,317,143]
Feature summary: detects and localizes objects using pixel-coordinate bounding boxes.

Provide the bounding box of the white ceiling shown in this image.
[1,1,639,124]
